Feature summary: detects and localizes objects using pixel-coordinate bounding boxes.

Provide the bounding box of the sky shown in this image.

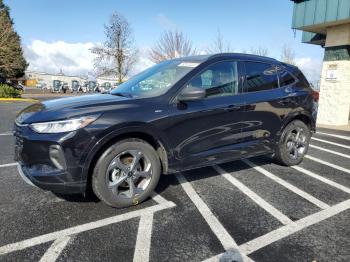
[5,0,324,84]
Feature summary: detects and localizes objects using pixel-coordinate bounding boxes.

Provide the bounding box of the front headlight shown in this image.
[30,116,98,134]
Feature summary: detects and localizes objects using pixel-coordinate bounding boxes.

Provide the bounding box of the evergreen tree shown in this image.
[0,0,27,78]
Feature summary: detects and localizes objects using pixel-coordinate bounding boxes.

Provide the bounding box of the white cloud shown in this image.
[295,57,323,85]
[133,47,155,74]
[24,40,96,76]
[156,13,177,30]
[24,40,155,77]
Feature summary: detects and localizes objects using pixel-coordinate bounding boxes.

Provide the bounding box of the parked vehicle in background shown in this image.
[81,81,88,93]
[87,81,97,93]
[36,80,47,90]
[7,80,25,91]
[95,83,102,93]
[71,80,80,93]
[52,80,62,93]
[62,82,69,93]
[14,53,318,208]
[100,82,112,93]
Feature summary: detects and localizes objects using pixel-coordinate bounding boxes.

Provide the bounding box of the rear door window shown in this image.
[278,70,296,87]
[243,62,278,92]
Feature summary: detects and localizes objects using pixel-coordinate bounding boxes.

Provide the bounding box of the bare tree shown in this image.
[207,29,231,54]
[250,47,269,56]
[149,30,196,63]
[91,12,138,83]
[281,44,296,65]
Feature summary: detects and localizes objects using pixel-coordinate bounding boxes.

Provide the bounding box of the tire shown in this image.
[92,139,161,208]
[274,120,311,166]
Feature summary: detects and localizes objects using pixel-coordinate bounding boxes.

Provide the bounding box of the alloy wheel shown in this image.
[285,126,307,160]
[106,150,152,199]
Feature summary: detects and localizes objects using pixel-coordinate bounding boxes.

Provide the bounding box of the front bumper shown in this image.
[14,123,93,194]
[16,162,86,194]
[16,163,36,187]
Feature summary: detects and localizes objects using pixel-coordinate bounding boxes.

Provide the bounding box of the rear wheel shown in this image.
[274,120,311,166]
[92,139,161,208]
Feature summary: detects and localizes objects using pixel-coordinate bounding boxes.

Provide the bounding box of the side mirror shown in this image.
[178,87,206,102]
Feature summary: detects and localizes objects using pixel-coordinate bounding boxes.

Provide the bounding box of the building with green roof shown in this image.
[291,0,350,126]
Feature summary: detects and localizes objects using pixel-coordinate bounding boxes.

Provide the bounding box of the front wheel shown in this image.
[92,139,161,208]
[274,120,311,166]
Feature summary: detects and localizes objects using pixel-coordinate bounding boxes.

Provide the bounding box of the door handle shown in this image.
[225,105,243,112]
[284,86,293,93]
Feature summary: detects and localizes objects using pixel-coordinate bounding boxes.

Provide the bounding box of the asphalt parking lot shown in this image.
[0,101,349,262]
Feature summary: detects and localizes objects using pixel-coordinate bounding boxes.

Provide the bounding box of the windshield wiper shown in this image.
[112,92,133,98]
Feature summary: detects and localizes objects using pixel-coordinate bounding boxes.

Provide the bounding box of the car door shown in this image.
[164,60,246,170]
[239,61,294,157]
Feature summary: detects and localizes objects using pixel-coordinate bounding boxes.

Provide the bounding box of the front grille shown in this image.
[14,124,24,162]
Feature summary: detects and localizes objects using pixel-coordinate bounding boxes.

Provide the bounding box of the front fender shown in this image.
[80,123,171,181]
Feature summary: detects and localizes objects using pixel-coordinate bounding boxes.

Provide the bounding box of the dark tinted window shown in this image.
[244,62,278,92]
[186,61,239,98]
[293,69,310,88]
[278,70,295,87]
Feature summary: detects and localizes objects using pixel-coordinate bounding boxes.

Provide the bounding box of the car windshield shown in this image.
[111,60,198,98]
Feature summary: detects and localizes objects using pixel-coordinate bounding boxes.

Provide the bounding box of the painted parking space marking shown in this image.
[317,132,350,141]
[305,155,350,175]
[310,145,350,159]
[176,173,238,251]
[243,159,330,209]
[311,137,350,149]
[176,173,254,262]
[0,132,12,136]
[0,162,17,168]
[213,165,292,225]
[39,236,74,262]
[239,199,350,255]
[133,213,154,262]
[292,165,350,194]
[0,195,175,257]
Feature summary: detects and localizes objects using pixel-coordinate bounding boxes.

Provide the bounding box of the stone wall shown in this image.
[317,60,350,125]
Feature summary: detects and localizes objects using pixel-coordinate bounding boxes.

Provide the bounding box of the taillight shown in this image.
[311,91,319,102]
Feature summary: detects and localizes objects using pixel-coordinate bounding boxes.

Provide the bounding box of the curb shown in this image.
[0,98,39,103]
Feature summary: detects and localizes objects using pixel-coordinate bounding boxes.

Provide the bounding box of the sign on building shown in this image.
[326,64,338,81]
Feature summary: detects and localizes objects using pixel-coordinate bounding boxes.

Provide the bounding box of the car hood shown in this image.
[16,94,131,124]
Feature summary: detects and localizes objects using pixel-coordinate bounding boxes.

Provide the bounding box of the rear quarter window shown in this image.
[278,70,296,87]
[289,67,310,89]
[243,61,279,92]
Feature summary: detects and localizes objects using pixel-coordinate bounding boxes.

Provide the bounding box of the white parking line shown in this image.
[0,132,12,136]
[213,165,292,225]
[243,159,330,209]
[311,137,350,149]
[239,198,350,255]
[0,163,17,168]
[176,173,253,262]
[0,200,175,255]
[151,193,169,205]
[39,236,73,262]
[305,155,350,174]
[310,145,350,159]
[292,165,350,194]
[176,173,238,251]
[133,213,154,262]
[317,132,350,141]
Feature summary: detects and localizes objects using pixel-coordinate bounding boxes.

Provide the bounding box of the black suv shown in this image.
[14,53,318,208]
